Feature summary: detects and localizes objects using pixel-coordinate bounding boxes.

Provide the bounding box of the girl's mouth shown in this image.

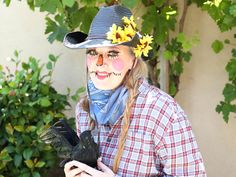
[95,71,111,80]
[90,71,121,80]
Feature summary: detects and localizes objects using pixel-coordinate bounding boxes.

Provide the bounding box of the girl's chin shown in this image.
[92,78,122,90]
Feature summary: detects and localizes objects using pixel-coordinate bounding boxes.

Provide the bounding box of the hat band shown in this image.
[87,35,107,40]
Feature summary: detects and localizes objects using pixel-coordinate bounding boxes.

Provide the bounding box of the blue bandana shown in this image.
[88,80,129,125]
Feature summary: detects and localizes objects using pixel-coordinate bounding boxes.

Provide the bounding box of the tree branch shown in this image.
[179,0,188,33]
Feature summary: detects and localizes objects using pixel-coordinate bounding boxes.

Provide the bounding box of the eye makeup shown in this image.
[86,49,97,56]
[86,48,125,71]
[86,49,120,58]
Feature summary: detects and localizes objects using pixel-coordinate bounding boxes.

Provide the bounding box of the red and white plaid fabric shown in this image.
[75,79,206,177]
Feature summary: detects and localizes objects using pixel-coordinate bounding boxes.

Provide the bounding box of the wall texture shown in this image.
[0,1,236,177]
[175,3,236,177]
[0,1,86,117]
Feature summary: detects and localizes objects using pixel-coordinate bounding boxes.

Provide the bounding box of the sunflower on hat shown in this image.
[106,15,153,58]
[107,24,128,43]
[133,34,153,57]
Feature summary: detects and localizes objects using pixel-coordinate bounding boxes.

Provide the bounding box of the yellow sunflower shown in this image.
[134,35,153,57]
[107,24,127,43]
[133,45,143,58]
[140,34,153,45]
[106,16,153,58]
[122,15,136,30]
[123,25,136,40]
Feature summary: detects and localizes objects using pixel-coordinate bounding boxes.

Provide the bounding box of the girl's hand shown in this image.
[64,159,115,177]
[64,161,83,177]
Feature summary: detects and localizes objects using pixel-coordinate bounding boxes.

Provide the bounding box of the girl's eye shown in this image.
[108,51,119,59]
[86,50,97,56]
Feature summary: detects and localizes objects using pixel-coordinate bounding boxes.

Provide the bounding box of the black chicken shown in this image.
[40,119,99,168]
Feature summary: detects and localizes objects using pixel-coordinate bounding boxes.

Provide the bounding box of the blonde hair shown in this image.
[81,55,148,173]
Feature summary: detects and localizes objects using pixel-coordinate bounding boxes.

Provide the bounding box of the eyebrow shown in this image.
[108,50,119,53]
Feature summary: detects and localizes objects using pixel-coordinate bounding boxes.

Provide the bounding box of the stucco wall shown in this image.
[0,1,236,177]
[175,3,236,177]
[0,1,86,117]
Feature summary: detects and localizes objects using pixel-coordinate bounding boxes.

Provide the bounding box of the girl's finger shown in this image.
[67,168,83,177]
[80,172,92,177]
[97,161,114,174]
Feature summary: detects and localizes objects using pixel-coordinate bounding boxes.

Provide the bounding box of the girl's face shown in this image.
[86,45,135,90]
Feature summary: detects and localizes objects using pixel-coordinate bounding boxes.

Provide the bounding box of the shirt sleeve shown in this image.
[154,103,206,176]
[75,102,82,136]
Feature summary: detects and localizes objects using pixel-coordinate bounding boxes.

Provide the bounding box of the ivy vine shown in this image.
[196,0,236,123]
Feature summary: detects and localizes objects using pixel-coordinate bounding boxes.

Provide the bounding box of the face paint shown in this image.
[96,55,103,66]
[86,46,134,90]
[112,58,124,71]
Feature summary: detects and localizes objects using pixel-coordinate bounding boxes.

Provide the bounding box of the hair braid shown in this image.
[112,72,139,173]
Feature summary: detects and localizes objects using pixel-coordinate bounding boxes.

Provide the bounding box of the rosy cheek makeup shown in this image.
[112,58,124,71]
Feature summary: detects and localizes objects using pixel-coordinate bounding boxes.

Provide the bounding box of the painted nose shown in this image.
[96,54,103,66]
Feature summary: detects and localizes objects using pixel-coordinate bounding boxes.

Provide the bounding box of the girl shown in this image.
[63,5,206,177]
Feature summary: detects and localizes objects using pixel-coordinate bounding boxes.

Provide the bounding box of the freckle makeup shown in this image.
[112,58,124,71]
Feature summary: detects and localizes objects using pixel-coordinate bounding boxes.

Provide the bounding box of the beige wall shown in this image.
[1,1,236,177]
[175,3,236,177]
[0,1,86,117]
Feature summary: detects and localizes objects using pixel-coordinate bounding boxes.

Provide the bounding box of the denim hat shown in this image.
[63,5,140,49]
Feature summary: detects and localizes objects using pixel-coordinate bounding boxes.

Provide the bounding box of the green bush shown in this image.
[0,51,71,177]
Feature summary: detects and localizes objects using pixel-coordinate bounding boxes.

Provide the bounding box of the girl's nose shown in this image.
[96,54,103,66]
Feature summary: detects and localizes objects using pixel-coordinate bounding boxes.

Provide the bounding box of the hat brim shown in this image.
[64,32,140,49]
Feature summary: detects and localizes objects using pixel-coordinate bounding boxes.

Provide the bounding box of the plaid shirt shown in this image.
[75,79,206,177]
